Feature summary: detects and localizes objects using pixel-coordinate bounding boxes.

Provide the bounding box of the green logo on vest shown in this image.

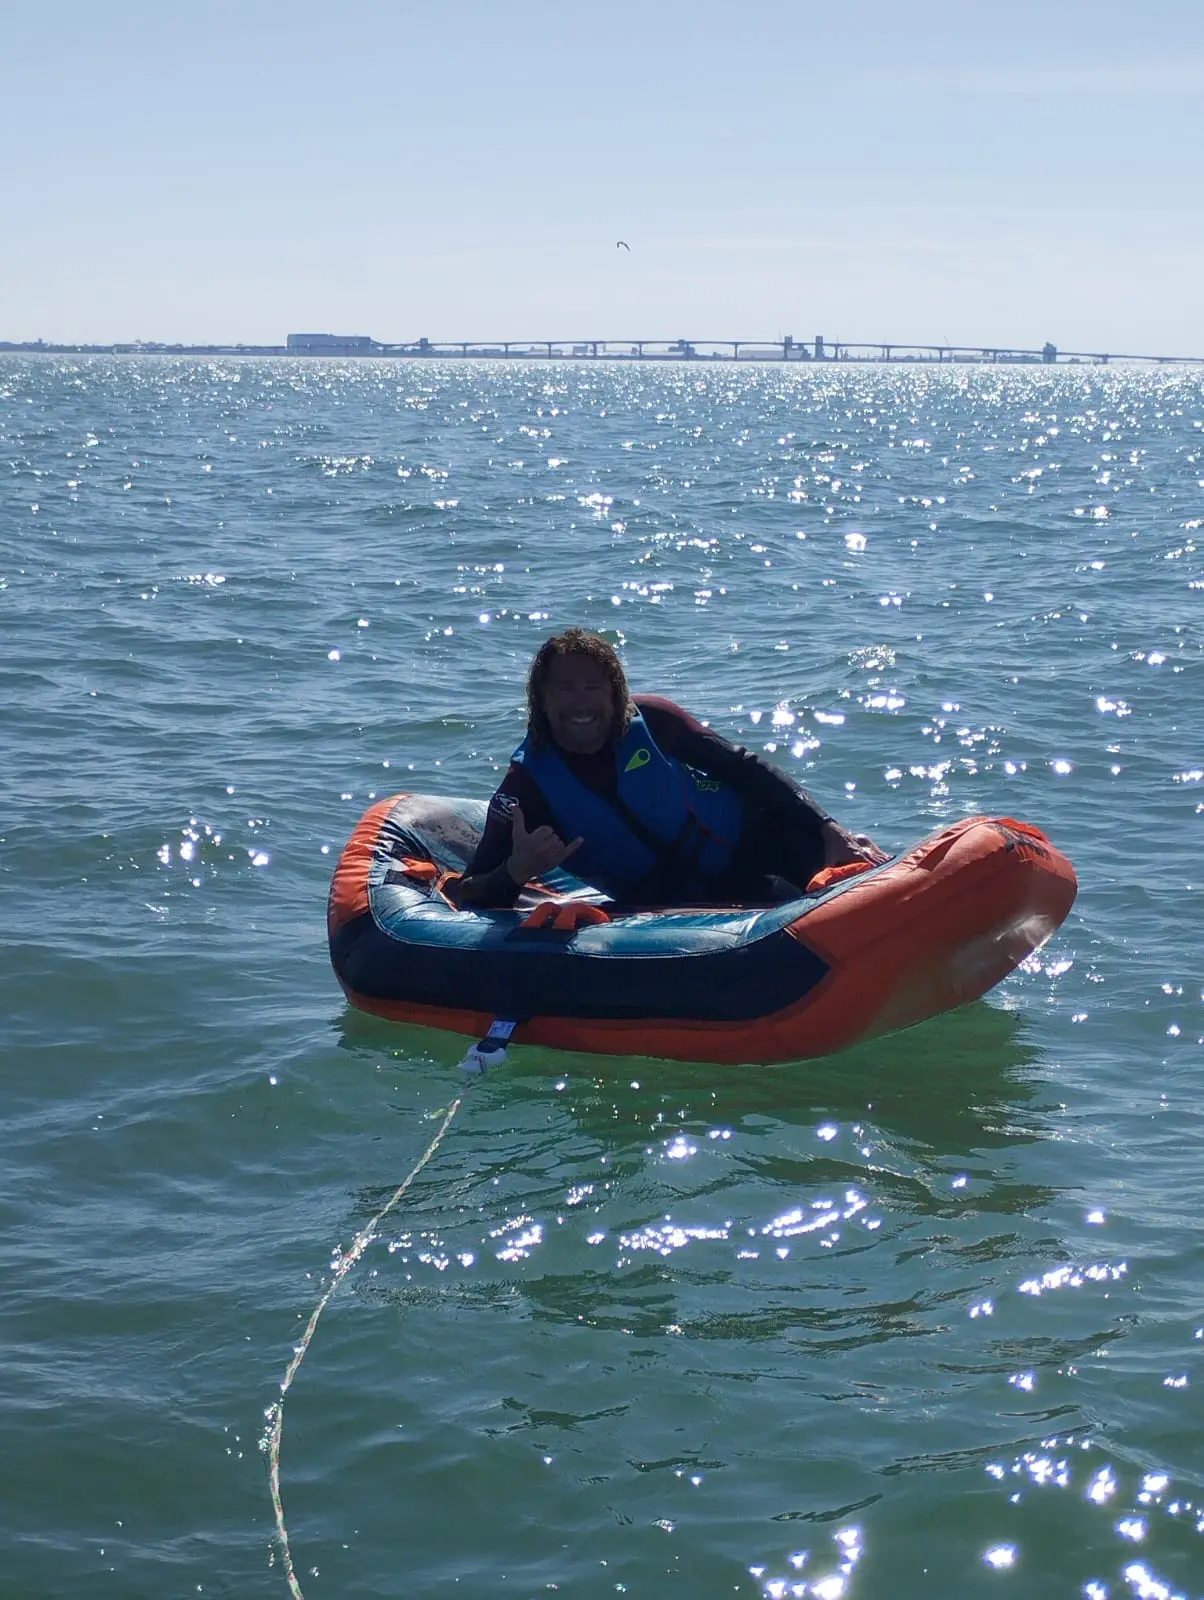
[625,748,652,773]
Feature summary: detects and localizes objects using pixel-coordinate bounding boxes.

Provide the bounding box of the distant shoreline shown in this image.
[2,338,1201,366]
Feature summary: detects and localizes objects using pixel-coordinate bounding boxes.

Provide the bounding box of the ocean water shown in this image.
[2,354,1201,1599]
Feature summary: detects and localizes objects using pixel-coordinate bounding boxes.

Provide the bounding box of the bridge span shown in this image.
[369,335,1203,366]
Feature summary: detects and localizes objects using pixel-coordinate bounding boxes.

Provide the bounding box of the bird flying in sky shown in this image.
[616,240,630,251]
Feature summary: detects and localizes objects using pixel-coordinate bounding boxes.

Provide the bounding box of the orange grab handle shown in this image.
[523,900,612,931]
[398,856,441,881]
[805,860,874,894]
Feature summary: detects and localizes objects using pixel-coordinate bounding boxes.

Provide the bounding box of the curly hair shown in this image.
[525,628,636,751]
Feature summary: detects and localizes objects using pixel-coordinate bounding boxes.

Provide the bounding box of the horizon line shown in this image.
[3,335,1203,366]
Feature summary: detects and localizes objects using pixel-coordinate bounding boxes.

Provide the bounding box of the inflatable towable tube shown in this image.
[328,794,1077,1065]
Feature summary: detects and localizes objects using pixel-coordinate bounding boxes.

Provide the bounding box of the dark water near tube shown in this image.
[2,355,1202,1599]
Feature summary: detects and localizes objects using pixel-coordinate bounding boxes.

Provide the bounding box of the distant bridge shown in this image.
[4,336,1202,365]
[370,336,1202,366]
[281,332,1201,365]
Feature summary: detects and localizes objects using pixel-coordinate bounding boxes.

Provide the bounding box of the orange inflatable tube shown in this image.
[328,796,1077,1065]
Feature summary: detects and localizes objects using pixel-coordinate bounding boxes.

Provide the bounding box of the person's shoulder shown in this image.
[634,692,691,719]
[635,693,708,735]
[489,761,544,814]
[488,763,526,804]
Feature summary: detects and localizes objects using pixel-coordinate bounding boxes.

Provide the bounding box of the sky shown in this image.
[2,0,1203,354]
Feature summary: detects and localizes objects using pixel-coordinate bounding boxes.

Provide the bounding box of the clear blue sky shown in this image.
[3,0,1202,353]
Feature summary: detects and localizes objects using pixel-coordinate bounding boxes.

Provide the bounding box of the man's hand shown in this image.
[822,820,890,868]
[506,805,583,885]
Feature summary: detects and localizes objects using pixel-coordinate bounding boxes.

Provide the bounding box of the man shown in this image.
[450,627,887,909]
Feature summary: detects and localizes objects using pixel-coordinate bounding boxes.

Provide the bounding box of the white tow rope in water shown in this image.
[264,1021,518,1596]
[264,1091,465,1599]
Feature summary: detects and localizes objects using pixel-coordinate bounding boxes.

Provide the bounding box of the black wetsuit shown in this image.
[458,694,835,907]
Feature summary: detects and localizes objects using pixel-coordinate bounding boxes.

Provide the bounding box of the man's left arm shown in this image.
[638,695,888,866]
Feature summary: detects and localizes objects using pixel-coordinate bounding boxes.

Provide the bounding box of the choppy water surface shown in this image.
[2,356,1201,1598]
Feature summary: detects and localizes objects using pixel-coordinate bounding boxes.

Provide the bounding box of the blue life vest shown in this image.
[511,709,745,899]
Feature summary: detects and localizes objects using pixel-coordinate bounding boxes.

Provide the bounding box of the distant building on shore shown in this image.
[286,332,376,354]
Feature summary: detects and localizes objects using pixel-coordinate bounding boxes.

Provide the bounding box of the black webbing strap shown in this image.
[608,790,704,882]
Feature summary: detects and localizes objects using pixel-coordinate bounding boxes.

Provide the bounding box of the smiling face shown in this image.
[540,652,617,755]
